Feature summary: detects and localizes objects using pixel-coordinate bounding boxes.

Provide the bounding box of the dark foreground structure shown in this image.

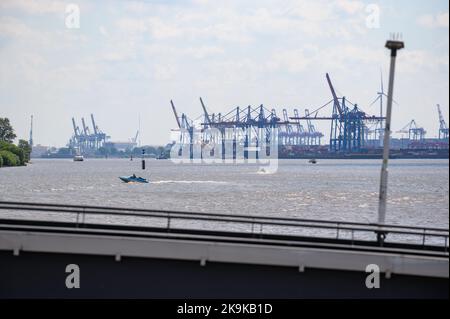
[0,201,448,298]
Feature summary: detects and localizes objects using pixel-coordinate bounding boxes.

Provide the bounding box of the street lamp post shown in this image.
[377,38,404,238]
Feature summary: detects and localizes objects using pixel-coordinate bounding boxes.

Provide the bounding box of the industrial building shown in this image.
[30,144,49,158]
[104,141,137,152]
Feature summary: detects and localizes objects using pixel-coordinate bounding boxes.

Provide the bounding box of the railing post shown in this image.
[336,223,340,239]
[376,231,386,246]
[422,229,426,247]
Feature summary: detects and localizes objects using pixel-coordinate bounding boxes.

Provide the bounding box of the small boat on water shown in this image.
[119,174,149,183]
[156,153,168,159]
[308,158,317,164]
[73,155,84,161]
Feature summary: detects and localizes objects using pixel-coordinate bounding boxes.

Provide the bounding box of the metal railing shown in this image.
[0,200,448,252]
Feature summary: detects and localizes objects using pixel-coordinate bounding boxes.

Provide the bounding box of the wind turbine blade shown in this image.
[382,93,398,105]
[380,68,384,94]
[370,96,380,106]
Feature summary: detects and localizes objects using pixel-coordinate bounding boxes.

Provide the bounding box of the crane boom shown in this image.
[90,114,98,135]
[133,130,139,143]
[398,119,416,132]
[326,73,343,115]
[81,117,89,135]
[170,100,181,128]
[199,97,212,125]
[437,104,447,130]
[72,117,79,137]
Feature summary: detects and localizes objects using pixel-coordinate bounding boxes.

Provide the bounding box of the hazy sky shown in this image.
[0,0,448,147]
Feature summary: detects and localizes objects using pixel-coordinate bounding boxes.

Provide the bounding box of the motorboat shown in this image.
[73,155,84,161]
[119,174,149,183]
[308,158,317,164]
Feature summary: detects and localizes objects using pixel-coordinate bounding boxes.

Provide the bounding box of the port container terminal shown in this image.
[57,72,448,159]
[167,72,448,160]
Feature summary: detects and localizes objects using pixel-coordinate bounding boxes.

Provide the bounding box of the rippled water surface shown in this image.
[0,158,448,229]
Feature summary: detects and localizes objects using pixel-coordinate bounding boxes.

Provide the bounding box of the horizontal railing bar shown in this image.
[1,205,448,239]
[2,201,375,226]
[1,223,447,258]
[1,200,448,233]
[0,206,448,240]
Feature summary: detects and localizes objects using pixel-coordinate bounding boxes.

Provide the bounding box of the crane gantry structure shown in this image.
[397,120,426,141]
[169,73,387,159]
[168,74,449,158]
[437,104,449,140]
[69,114,107,154]
[290,73,384,153]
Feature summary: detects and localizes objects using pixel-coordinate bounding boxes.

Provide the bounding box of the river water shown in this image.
[0,158,448,231]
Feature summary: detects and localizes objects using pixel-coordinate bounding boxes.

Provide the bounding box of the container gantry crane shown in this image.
[282,109,294,145]
[437,104,449,140]
[397,120,426,141]
[170,100,194,158]
[69,115,107,153]
[305,109,323,145]
[290,73,383,152]
[90,114,106,149]
[293,109,306,145]
[197,103,280,159]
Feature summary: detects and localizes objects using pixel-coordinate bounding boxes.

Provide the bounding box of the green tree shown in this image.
[0,141,25,165]
[0,150,19,166]
[18,139,32,162]
[0,118,16,143]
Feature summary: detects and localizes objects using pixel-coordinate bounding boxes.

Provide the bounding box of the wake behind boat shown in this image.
[119,174,149,183]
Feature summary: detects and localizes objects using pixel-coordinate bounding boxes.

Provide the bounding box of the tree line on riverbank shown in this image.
[42,144,171,159]
[0,118,31,167]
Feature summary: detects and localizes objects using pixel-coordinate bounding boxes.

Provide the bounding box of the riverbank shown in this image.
[0,141,31,167]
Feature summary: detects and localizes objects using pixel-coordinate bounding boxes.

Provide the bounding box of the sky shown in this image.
[0,0,448,147]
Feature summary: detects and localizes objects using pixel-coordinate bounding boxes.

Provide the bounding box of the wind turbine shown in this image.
[370,69,399,114]
[369,69,398,142]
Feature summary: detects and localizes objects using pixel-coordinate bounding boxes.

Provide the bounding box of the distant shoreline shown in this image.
[30,156,449,160]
